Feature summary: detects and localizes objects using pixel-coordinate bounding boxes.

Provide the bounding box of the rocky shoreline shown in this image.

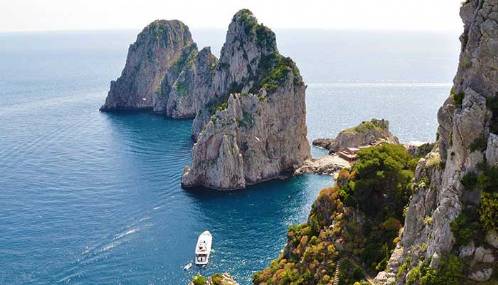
[295,154,350,176]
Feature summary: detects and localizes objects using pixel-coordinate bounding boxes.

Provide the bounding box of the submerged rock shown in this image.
[100,20,217,118]
[313,119,399,153]
[182,10,310,190]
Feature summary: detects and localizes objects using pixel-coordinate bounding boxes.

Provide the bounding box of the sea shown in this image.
[0,29,460,284]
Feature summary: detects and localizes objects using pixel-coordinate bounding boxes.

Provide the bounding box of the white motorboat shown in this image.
[195,231,212,265]
[183,262,192,270]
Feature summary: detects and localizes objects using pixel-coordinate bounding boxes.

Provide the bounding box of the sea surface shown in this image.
[0,29,459,284]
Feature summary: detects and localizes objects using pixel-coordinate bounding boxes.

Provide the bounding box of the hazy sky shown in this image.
[1,0,463,32]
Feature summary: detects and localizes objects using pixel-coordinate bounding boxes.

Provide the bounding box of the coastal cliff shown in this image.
[182,10,310,190]
[100,20,217,118]
[255,1,497,284]
[376,0,498,283]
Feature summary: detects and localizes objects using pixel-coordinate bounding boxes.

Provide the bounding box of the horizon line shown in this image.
[0,27,462,34]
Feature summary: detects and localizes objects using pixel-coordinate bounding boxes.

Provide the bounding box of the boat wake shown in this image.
[53,216,151,284]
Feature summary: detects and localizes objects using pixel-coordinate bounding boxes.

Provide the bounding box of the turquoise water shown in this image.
[0,30,457,284]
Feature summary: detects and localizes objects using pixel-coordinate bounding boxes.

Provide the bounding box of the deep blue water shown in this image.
[0,30,458,284]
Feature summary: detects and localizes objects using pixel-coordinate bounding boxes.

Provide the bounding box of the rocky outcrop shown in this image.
[189,273,238,285]
[313,119,399,153]
[153,46,217,118]
[376,0,498,283]
[182,10,310,190]
[295,155,350,176]
[191,9,281,139]
[100,20,217,118]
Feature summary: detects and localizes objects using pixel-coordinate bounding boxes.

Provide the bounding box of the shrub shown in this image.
[476,165,498,193]
[192,274,207,285]
[237,9,257,34]
[487,95,498,134]
[343,119,388,135]
[461,171,478,190]
[255,144,418,283]
[469,135,487,152]
[479,192,498,232]
[426,152,442,168]
[451,88,464,107]
[253,52,301,93]
[450,207,483,247]
[211,274,223,285]
[406,255,463,285]
[343,144,416,219]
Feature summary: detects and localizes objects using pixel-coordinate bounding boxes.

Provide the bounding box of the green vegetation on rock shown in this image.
[487,95,498,134]
[252,52,301,93]
[405,254,463,285]
[450,206,484,247]
[171,45,198,75]
[458,164,498,233]
[236,9,276,50]
[469,135,488,152]
[175,80,189,96]
[342,119,389,135]
[254,144,417,284]
[451,88,464,107]
[192,274,208,285]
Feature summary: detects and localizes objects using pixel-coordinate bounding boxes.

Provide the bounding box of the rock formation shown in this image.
[189,273,238,285]
[295,154,350,176]
[313,119,399,154]
[375,0,498,283]
[182,10,310,190]
[255,1,498,284]
[100,20,217,118]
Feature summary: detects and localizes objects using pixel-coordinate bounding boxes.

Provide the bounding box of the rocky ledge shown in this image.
[295,154,350,176]
[313,118,399,153]
[100,19,217,118]
[181,10,310,190]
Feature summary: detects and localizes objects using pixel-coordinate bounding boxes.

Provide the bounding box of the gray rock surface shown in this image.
[313,119,399,153]
[100,20,217,118]
[182,10,310,190]
[377,0,498,283]
[295,154,350,176]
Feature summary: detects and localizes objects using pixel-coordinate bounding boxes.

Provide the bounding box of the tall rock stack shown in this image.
[376,0,498,283]
[100,20,217,118]
[182,10,310,190]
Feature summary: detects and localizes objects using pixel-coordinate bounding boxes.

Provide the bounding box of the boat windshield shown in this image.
[196,254,207,263]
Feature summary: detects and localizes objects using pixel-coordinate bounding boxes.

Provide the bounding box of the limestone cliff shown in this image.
[182,10,310,190]
[100,20,217,118]
[376,0,498,283]
[191,9,281,139]
[313,119,399,154]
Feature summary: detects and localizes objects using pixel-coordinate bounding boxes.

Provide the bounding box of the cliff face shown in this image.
[191,9,280,139]
[182,10,310,190]
[376,0,498,283]
[100,20,217,118]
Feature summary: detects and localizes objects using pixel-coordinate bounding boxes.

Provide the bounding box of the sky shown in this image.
[1,0,464,32]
